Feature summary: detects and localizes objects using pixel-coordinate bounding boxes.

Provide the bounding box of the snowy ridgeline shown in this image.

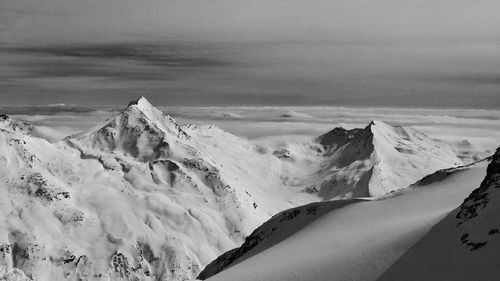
[0,97,474,281]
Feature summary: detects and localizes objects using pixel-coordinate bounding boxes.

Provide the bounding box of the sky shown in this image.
[1,0,499,108]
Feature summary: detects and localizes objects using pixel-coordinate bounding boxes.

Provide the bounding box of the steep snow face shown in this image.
[204,157,490,281]
[378,147,500,281]
[310,120,463,199]
[0,98,321,281]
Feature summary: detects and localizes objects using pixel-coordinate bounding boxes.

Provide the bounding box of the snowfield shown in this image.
[0,97,495,281]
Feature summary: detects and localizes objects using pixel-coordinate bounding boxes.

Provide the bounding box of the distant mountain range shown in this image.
[0,97,489,281]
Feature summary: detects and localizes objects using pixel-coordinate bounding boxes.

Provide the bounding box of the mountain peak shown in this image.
[127,96,151,108]
[317,120,389,147]
[68,97,188,162]
[119,96,187,138]
[366,120,393,131]
[124,96,162,121]
[313,120,462,199]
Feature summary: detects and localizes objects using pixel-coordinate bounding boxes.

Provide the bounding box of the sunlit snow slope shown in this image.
[204,157,491,281]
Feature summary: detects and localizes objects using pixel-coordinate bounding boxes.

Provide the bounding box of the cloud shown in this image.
[1,1,500,109]
[279,111,314,119]
[2,0,500,44]
[0,105,97,115]
[2,43,230,81]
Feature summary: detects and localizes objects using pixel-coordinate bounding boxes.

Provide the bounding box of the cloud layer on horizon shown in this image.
[13,106,500,164]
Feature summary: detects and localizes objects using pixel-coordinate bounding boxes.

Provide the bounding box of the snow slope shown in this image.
[377,147,500,281]
[308,120,463,199]
[204,157,490,281]
[197,198,366,279]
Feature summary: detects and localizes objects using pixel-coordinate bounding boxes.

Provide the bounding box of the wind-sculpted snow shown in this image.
[309,120,463,199]
[197,199,365,280]
[408,155,493,188]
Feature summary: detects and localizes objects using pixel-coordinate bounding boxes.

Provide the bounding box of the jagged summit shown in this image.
[317,120,389,148]
[362,119,384,127]
[124,96,164,123]
[127,95,149,107]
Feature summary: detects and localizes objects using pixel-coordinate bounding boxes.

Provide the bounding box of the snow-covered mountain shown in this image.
[307,120,463,199]
[377,147,500,281]
[0,98,322,280]
[0,97,320,281]
[201,156,492,281]
[0,97,477,281]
